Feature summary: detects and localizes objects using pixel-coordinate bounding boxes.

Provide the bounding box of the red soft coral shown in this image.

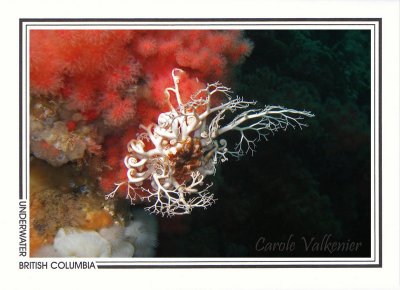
[104,98,136,127]
[30,30,140,129]
[30,29,253,196]
[136,36,158,58]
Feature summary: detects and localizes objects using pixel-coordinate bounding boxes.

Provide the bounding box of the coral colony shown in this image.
[106,68,314,216]
[29,30,313,257]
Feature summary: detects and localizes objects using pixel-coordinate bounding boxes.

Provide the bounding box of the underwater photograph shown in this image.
[27,28,372,258]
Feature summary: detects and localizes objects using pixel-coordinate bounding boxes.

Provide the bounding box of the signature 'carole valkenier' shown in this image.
[256,234,362,253]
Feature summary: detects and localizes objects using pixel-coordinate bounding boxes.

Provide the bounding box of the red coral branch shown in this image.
[30,29,253,195]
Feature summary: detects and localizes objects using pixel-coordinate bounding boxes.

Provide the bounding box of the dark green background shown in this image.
[155,30,372,258]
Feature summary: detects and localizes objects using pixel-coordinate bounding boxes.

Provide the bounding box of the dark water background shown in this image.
[156,30,372,258]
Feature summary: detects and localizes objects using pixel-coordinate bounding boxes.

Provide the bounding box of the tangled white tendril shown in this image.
[106,68,314,216]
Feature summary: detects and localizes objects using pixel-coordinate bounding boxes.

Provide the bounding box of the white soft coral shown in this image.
[124,208,158,257]
[33,209,159,258]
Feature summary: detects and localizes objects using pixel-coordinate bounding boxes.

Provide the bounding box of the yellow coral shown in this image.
[29,158,125,256]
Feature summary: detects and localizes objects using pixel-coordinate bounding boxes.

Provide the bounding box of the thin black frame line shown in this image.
[19,20,381,266]
[23,24,376,27]
[19,19,382,268]
[24,25,28,201]
[19,21,381,265]
[95,264,380,269]
[19,20,23,200]
[378,18,383,268]
[96,255,378,261]
[94,259,377,264]
[19,18,382,22]
[373,22,376,263]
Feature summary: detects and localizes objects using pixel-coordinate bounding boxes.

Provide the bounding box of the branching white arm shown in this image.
[107,68,314,216]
